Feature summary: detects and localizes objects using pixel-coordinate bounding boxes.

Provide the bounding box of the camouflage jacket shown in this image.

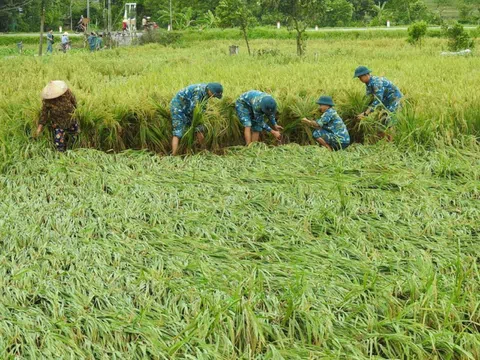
[172,84,209,117]
[237,90,277,132]
[366,76,403,112]
[316,108,350,145]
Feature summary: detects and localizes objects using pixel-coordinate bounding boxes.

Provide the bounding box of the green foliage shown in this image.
[433,0,455,19]
[407,21,428,45]
[196,10,219,30]
[138,29,182,46]
[374,0,433,25]
[216,0,254,29]
[1,36,479,155]
[457,0,480,24]
[0,0,471,34]
[216,0,255,55]
[0,25,480,360]
[324,0,354,27]
[442,22,474,50]
[266,0,326,56]
[348,0,376,22]
[370,1,392,26]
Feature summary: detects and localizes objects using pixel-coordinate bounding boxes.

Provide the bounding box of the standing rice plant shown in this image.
[281,95,318,145]
[1,37,480,153]
[338,91,371,144]
[179,102,206,155]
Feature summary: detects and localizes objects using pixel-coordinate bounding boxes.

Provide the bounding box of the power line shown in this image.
[0,0,35,13]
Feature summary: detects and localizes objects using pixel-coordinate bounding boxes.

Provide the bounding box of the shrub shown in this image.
[139,30,182,46]
[442,22,475,51]
[407,21,428,46]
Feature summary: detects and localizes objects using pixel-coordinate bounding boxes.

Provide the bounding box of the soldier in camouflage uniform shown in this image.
[301,96,350,151]
[36,81,79,152]
[354,66,403,125]
[235,90,283,145]
[170,83,223,155]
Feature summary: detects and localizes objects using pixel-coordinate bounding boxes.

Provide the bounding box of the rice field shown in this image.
[1,142,479,358]
[0,36,480,358]
[0,37,479,155]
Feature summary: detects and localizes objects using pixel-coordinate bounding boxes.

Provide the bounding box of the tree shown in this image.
[39,0,46,55]
[371,1,391,26]
[266,0,326,56]
[443,22,474,51]
[216,0,255,55]
[347,0,375,23]
[384,0,430,24]
[0,0,35,32]
[457,0,480,24]
[197,10,218,30]
[323,0,353,27]
[141,0,222,28]
[407,21,427,46]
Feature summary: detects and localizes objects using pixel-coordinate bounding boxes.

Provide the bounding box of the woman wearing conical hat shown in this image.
[35,81,79,152]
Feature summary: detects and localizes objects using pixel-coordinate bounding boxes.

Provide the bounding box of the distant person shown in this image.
[354,66,403,139]
[301,96,350,151]
[122,18,128,32]
[235,90,282,145]
[95,34,104,51]
[142,16,147,30]
[77,15,86,32]
[46,29,54,54]
[87,32,97,51]
[61,32,69,53]
[170,83,223,155]
[35,81,79,152]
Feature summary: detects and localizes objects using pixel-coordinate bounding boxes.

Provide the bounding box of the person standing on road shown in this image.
[46,29,54,54]
[170,83,223,155]
[235,90,283,145]
[35,81,79,152]
[302,96,350,151]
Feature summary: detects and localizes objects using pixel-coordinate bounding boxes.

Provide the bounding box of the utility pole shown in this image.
[169,0,172,31]
[108,0,111,32]
[39,0,45,56]
[87,0,90,30]
[70,0,73,31]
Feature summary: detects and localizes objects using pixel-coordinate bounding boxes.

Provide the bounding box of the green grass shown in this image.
[0,35,480,358]
[0,142,479,358]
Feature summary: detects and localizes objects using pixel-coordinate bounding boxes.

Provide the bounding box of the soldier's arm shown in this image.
[269,113,277,127]
[253,111,271,132]
[315,112,332,128]
[262,122,273,132]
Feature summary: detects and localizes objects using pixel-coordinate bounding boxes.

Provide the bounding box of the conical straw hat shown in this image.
[41,80,69,100]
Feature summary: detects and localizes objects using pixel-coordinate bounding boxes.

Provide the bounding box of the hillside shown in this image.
[423,0,460,20]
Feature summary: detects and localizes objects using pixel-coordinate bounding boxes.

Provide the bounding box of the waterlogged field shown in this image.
[0,37,480,358]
